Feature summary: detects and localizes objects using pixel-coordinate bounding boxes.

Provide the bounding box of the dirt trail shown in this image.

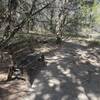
[0,39,100,100]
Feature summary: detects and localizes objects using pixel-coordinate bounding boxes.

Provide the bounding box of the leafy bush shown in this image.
[88,40,100,46]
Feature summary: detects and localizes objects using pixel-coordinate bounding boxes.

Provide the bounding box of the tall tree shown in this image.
[0,0,55,48]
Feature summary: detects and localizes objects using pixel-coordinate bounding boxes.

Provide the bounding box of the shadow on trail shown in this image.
[24,41,100,100]
[0,87,11,100]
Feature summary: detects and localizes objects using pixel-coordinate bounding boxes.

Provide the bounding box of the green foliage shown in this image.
[92,2,100,24]
[64,32,87,38]
[88,40,100,46]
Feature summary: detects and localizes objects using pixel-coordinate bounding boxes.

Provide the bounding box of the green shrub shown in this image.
[88,40,100,46]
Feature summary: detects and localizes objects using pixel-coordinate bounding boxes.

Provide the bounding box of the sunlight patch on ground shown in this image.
[76,48,100,67]
[36,47,51,53]
[87,93,99,100]
[42,94,51,100]
[57,65,80,84]
[77,86,86,93]
[46,52,67,66]
[32,79,40,88]
[43,71,53,77]
[57,65,71,76]
[48,78,60,87]
[61,95,69,100]
[48,78,61,92]
[24,94,36,100]
[78,93,88,100]
[0,73,7,81]
[76,49,88,59]
[77,83,95,100]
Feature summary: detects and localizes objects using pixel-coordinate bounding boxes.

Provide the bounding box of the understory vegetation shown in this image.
[0,0,100,100]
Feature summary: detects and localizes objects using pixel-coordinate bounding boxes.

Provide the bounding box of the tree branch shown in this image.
[0,0,55,48]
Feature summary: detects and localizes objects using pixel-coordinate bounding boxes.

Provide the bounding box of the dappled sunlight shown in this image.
[0,39,100,100]
[0,0,100,99]
[0,73,7,81]
[42,94,51,100]
[87,93,100,100]
[57,65,71,77]
[24,93,36,100]
[32,80,44,92]
[61,95,69,100]
[32,79,40,88]
[0,80,29,100]
[76,85,99,100]
[75,48,100,67]
[57,65,82,85]
[48,78,60,87]
[36,44,58,54]
[42,71,53,78]
[36,46,52,53]
[78,93,89,100]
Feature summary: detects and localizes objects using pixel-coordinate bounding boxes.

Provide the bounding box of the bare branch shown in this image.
[0,0,55,48]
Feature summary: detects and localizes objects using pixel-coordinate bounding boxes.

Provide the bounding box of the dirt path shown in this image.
[0,39,100,100]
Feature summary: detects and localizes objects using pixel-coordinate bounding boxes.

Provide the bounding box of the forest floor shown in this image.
[0,38,100,100]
